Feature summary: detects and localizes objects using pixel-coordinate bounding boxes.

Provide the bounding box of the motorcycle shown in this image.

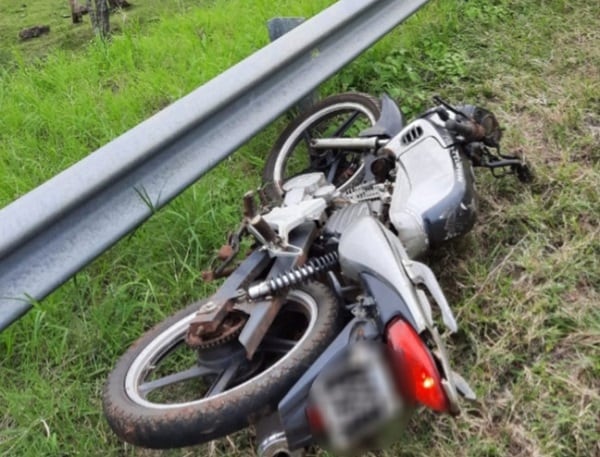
[102,92,532,455]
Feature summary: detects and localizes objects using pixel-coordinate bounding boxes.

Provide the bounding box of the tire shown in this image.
[103,282,341,449]
[262,92,382,201]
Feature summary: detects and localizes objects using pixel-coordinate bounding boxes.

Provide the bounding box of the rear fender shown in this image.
[359,271,417,329]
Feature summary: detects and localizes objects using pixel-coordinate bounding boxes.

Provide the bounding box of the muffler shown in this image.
[255,413,304,457]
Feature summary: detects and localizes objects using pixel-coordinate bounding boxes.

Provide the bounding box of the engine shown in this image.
[324,183,390,238]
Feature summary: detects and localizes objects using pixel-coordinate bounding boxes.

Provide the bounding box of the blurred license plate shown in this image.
[309,342,404,451]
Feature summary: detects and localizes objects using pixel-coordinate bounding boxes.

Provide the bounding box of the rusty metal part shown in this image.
[218,244,235,261]
[201,270,214,282]
[201,266,237,282]
[212,224,245,278]
[191,221,318,358]
[185,299,234,342]
[187,250,272,342]
[237,222,320,359]
[337,162,358,184]
[379,147,396,158]
[370,156,395,182]
[250,215,278,243]
[235,296,284,360]
[243,191,257,219]
[186,310,248,349]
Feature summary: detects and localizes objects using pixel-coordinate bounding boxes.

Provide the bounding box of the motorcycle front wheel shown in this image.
[262,92,382,201]
[103,282,340,449]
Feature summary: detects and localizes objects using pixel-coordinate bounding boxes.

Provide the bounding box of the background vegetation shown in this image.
[1,0,598,456]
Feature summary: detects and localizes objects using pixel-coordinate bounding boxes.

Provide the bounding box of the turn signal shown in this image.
[385,318,450,412]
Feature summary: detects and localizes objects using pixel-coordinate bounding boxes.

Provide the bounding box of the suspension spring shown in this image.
[247,252,338,299]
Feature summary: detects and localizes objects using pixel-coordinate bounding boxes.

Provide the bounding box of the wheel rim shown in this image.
[124,290,319,409]
[273,102,378,195]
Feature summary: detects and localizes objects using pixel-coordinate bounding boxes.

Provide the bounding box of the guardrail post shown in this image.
[268,17,317,113]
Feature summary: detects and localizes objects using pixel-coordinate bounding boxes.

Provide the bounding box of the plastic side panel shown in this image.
[359,272,417,329]
[338,216,427,331]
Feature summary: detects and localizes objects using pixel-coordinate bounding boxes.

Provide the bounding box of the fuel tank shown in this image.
[385,114,477,258]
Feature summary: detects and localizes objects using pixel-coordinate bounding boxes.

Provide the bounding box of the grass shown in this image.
[0,0,214,64]
[1,0,599,456]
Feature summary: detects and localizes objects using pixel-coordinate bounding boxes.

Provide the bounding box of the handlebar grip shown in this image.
[446,118,486,142]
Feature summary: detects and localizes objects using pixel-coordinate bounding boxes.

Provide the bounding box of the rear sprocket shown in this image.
[185,311,247,350]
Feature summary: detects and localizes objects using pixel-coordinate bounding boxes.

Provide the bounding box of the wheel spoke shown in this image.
[260,336,297,354]
[204,360,242,397]
[308,153,328,171]
[326,157,342,183]
[302,130,313,151]
[309,150,339,171]
[332,111,361,137]
[138,364,217,395]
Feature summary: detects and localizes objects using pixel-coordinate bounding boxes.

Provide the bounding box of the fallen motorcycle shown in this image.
[103,92,532,455]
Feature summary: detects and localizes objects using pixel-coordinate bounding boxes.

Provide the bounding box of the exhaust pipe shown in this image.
[255,414,304,457]
[257,431,301,457]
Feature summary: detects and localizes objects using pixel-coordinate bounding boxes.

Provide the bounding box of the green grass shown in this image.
[1,0,599,456]
[0,0,216,64]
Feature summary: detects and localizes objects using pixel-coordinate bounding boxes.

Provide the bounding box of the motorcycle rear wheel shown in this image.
[262,92,382,201]
[102,282,340,449]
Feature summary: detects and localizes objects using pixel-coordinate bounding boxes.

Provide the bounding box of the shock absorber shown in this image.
[247,252,338,299]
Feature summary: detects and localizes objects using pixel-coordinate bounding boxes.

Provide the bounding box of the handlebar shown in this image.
[434,98,500,147]
[445,118,487,143]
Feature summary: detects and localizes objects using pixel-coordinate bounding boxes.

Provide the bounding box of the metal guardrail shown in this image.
[0,0,430,331]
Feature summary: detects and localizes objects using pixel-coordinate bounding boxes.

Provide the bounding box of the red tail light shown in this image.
[386,318,450,412]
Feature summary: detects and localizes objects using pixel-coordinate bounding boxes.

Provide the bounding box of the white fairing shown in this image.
[338,216,429,332]
[386,118,459,258]
[262,172,331,246]
[263,199,327,245]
